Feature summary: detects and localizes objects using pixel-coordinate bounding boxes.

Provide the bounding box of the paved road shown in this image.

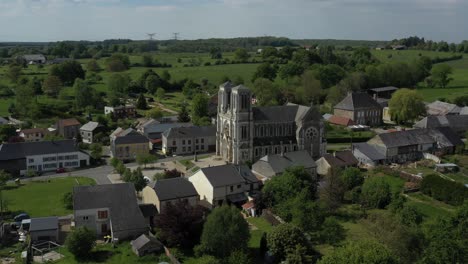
[13,152,216,185]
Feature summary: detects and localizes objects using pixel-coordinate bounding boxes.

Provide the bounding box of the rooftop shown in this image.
[30,216,58,232]
[0,140,80,160]
[57,118,81,127]
[80,121,102,132]
[322,150,358,167]
[151,177,198,201]
[196,164,258,188]
[334,93,382,111]
[163,126,216,139]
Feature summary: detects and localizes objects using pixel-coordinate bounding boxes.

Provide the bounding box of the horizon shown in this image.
[0,0,466,43]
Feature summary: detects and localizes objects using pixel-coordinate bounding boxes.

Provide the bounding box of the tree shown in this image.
[136,93,148,110]
[142,54,154,67]
[252,78,281,106]
[154,169,183,181]
[145,74,162,94]
[0,125,17,142]
[285,244,313,264]
[234,48,250,62]
[86,59,100,72]
[315,64,346,89]
[297,70,323,104]
[388,88,426,124]
[108,73,130,103]
[6,64,22,83]
[252,62,277,81]
[66,227,96,260]
[452,95,468,107]
[155,200,207,248]
[161,70,171,82]
[0,170,11,214]
[74,78,100,110]
[318,240,398,264]
[194,255,219,264]
[50,60,85,85]
[178,103,191,122]
[360,177,392,209]
[130,167,147,192]
[267,223,308,261]
[319,217,345,245]
[430,64,453,88]
[89,143,103,160]
[397,204,423,227]
[106,53,130,72]
[319,168,345,212]
[63,192,73,210]
[209,47,222,59]
[228,250,252,264]
[156,87,165,101]
[191,94,209,125]
[14,80,37,118]
[196,205,250,258]
[340,167,364,191]
[42,75,62,97]
[136,153,157,168]
[145,107,164,119]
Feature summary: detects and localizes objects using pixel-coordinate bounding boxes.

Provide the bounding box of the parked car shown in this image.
[14,213,30,223]
[56,167,66,173]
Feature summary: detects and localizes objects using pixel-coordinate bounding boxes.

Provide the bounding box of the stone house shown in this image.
[104,105,136,119]
[334,93,383,126]
[80,121,104,144]
[252,150,317,180]
[414,115,468,137]
[19,128,49,142]
[162,126,216,156]
[315,150,358,175]
[110,128,150,161]
[55,118,81,139]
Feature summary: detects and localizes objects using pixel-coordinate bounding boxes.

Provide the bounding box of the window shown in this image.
[65,161,79,167]
[196,139,199,143]
[28,158,34,163]
[230,186,234,192]
[43,163,57,169]
[241,126,248,139]
[196,145,199,150]
[98,210,108,219]
[173,140,176,146]
[201,145,205,150]
[182,147,186,152]
[237,184,241,189]
[188,140,191,144]
[182,140,185,145]
[83,216,89,220]
[28,165,36,170]
[188,147,191,152]
[43,156,57,162]
[255,148,258,156]
[201,138,204,143]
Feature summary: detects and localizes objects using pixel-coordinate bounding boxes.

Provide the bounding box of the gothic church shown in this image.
[216,82,326,164]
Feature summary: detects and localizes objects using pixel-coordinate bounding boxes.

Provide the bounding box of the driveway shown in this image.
[16,165,114,185]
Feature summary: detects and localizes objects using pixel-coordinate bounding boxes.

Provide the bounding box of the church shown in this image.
[216,82,326,164]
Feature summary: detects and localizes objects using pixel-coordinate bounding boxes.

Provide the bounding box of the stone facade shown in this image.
[216,82,326,164]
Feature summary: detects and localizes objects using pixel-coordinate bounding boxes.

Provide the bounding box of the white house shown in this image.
[0,140,90,176]
[188,164,260,208]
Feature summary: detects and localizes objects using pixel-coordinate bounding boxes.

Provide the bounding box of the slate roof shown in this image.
[334,93,382,111]
[414,115,468,131]
[113,128,149,145]
[0,140,80,160]
[131,234,162,251]
[80,121,102,132]
[163,126,216,139]
[151,177,198,201]
[369,87,398,93]
[197,164,257,188]
[426,101,461,115]
[432,127,464,148]
[322,151,359,167]
[139,204,158,218]
[253,150,316,178]
[253,104,311,123]
[352,142,386,161]
[374,128,463,148]
[73,183,147,233]
[29,217,58,232]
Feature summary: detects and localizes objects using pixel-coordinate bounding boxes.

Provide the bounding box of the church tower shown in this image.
[216,82,253,164]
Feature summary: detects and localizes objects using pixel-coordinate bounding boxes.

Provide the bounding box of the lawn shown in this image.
[405,192,456,221]
[3,177,95,218]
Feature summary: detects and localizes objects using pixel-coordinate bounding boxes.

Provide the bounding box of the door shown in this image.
[101,223,108,234]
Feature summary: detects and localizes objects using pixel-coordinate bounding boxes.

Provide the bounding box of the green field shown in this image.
[3,177,95,217]
[371,50,458,63]
[406,192,456,220]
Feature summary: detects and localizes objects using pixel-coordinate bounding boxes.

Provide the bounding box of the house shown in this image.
[0,140,90,176]
[368,87,398,100]
[104,105,136,119]
[29,217,59,242]
[413,115,468,137]
[131,234,163,257]
[328,115,355,127]
[162,126,216,156]
[334,93,383,126]
[392,45,407,50]
[189,164,260,208]
[73,183,148,240]
[55,118,81,139]
[110,128,150,161]
[142,177,199,213]
[354,128,464,166]
[80,121,104,144]
[21,54,46,64]
[315,151,358,175]
[137,119,192,147]
[252,150,317,180]
[19,128,49,142]
[425,101,461,116]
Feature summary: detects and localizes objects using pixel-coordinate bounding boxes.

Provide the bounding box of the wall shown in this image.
[142,186,160,212]
[113,142,150,160]
[188,171,214,207]
[74,208,110,237]
[30,229,58,242]
[315,158,331,175]
[24,151,89,175]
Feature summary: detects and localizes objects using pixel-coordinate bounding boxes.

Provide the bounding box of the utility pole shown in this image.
[146,33,156,41]
[173,33,180,40]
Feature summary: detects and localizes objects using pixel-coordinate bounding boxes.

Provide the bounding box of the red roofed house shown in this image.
[328,115,355,127]
[55,118,81,139]
[19,128,49,142]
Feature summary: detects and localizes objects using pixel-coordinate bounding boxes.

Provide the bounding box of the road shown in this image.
[13,152,216,185]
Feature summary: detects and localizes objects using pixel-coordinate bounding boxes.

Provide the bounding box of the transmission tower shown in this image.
[173,32,180,40]
[147,33,156,41]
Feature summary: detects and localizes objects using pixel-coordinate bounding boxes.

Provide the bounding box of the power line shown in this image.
[146,33,156,41]
[173,32,180,40]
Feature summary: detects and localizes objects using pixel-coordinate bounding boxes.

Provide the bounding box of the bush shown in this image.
[360,177,392,209]
[63,192,73,210]
[66,227,96,260]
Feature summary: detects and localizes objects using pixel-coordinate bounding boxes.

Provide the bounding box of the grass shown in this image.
[56,242,166,264]
[326,143,351,151]
[371,50,460,63]
[405,192,456,220]
[3,177,95,217]
[179,159,195,169]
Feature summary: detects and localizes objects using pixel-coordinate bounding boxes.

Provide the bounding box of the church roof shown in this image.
[253,104,311,123]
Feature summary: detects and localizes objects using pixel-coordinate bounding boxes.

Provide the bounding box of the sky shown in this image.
[0,0,467,43]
